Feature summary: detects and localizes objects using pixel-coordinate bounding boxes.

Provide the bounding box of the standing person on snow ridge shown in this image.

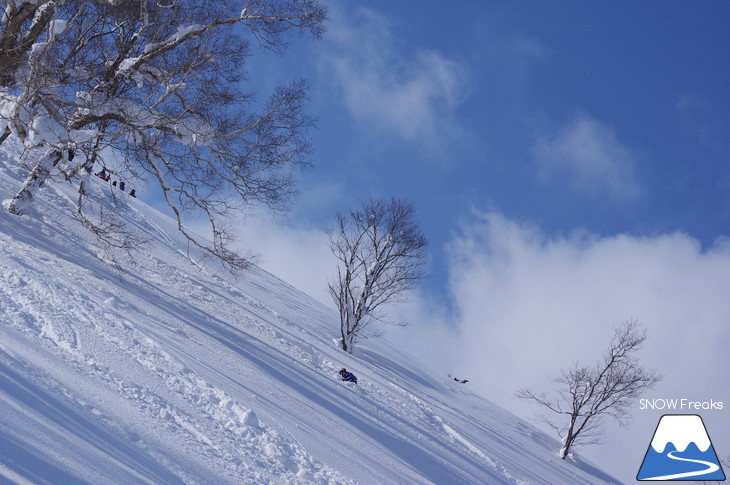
[339,368,357,384]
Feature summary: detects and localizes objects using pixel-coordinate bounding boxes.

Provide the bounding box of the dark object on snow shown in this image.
[449,373,469,384]
[339,368,357,384]
[119,181,125,191]
[95,169,110,181]
[129,189,136,197]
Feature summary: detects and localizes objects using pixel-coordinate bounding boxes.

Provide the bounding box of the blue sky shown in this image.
[242,0,730,298]
[185,2,730,481]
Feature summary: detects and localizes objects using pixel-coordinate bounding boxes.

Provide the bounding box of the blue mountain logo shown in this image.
[637,414,726,481]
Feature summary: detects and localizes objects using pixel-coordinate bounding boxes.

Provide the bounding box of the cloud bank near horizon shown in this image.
[442,210,730,395]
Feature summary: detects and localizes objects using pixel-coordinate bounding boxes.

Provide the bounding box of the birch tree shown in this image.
[0,0,326,269]
[516,319,663,459]
[327,197,428,352]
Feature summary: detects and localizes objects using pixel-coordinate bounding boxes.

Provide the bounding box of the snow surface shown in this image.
[0,141,622,484]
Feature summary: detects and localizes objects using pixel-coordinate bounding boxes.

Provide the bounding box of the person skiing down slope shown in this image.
[339,368,357,384]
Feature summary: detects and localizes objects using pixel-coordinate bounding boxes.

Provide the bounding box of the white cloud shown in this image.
[383,291,461,375]
[533,114,642,199]
[676,93,706,113]
[675,93,729,156]
[233,213,336,307]
[411,209,730,481]
[446,210,730,389]
[319,7,470,155]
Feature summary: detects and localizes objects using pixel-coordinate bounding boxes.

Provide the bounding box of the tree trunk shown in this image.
[340,320,349,352]
[559,419,576,459]
[6,150,63,214]
[0,127,10,145]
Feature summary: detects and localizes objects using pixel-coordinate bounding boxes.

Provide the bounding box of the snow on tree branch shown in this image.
[1,0,327,271]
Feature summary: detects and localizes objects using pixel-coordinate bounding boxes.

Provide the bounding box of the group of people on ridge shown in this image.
[95,169,136,197]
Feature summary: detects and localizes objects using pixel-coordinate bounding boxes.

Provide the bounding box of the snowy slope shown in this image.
[0,143,622,484]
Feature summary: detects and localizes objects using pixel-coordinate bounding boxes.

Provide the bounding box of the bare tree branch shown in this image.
[1,0,327,271]
[516,319,663,459]
[326,197,428,352]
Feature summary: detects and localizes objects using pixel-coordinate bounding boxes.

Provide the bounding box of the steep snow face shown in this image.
[0,142,621,484]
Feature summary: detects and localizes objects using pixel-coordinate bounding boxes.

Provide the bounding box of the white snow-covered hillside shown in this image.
[0,143,622,484]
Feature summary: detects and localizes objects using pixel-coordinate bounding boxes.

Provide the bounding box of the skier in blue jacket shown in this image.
[339,368,357,384]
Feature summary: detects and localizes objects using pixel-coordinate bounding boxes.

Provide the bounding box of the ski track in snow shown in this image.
[0,211,349,484]
[383,379,529,485]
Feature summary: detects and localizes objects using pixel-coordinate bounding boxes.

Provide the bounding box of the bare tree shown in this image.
[1,0,327,269]
[326,197,428,352]
[516,319,663,459]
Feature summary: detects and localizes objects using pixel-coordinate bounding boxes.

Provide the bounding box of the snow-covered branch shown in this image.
[2,0,327,271]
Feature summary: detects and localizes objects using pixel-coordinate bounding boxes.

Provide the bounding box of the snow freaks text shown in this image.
[639,398,724,411]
